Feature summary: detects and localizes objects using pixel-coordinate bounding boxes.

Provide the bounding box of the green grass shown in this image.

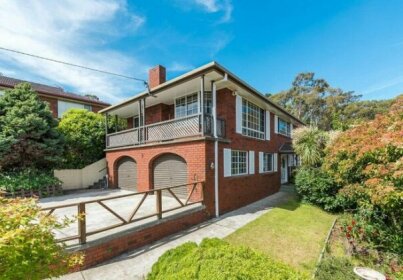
[225,198,336,274]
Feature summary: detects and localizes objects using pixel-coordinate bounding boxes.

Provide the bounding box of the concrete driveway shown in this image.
[58,185,295,280]
[39,189,202,245]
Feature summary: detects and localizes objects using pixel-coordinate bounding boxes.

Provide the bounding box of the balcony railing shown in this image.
[106,114,226,149]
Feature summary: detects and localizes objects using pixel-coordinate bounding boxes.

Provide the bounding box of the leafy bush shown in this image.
[0,198,83,280]
[58,109,106,168]
[323,96,403,254]
[295,167,340,211]
[58,109,127,168]
[0,169,61,192]
[148,238,308,280]
[0,83,63,171]
[315,257,359,280]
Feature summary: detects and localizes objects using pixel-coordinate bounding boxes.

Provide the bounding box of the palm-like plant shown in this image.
[292,126,328,167]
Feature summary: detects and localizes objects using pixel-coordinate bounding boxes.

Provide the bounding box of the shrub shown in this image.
[295,167,340,211]
[0,198,83,280]
[323,96,403,254]
[0,169,61,192]
[0,83,63,171]
[58,109,126,168]
[315,257,359,280]
[147,238,308,280]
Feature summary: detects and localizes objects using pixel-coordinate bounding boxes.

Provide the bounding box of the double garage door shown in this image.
[116,154,188,197]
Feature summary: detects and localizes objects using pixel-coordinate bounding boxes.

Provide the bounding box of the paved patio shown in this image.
[39,189,202,246]
[57,185,295,280]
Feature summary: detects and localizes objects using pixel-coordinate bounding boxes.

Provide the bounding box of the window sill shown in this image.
[240,133,267,142]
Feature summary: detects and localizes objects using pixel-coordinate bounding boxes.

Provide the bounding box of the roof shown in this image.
[279,142,294,153]
[99,61,304,125]
[0,75,110,106]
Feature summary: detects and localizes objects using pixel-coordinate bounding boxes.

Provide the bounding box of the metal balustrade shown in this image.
[106,114,226,148]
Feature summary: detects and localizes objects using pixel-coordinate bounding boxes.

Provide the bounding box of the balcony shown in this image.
[106,114,225,149]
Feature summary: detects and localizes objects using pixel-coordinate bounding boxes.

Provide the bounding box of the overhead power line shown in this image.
[0,46,149,87]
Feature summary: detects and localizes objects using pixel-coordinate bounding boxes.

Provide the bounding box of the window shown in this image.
[263,153,273,172]
[57,100,90,118]
[203,91,212,114]
[231,150,248,175]
[278,118,291,137]
[0,89,5,96]
[84,104,92,111]
[175,93,199,118]
[242,99,265,139]
[133,115,140,128]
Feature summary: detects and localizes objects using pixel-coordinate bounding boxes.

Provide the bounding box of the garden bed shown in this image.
[316,216,402,280]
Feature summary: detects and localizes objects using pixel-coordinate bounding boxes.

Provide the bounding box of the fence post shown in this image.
[78,203,87,244]
[156,190,162,220]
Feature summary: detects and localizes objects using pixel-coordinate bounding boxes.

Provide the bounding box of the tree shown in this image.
[292,126,329,167]
[0,83,63,171]
[0,197,83,280]
[58,109,105,168]
[268,72,361,130]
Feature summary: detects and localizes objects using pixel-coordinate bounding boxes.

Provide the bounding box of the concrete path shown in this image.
[59,185,295,280]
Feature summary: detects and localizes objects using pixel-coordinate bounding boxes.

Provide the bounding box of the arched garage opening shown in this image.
[152,153,188,198]
[115,157,137,191]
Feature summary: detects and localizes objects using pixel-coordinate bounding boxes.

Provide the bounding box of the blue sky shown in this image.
[0,0,402,103]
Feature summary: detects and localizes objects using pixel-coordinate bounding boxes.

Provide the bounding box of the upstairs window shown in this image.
[242,99,265,139]
[278,118,291,137]
[231,150,247,175]
[175,93,199,118]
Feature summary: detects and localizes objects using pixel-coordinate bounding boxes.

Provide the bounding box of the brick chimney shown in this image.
[148,65,166,89]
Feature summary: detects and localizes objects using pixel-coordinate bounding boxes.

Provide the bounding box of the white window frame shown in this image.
[241,98,265,140]
[57,100,88,118]
[277,118,291,137]
[231,150,248,176]
[263,153,274,173]
[133,115,140,128]
[174,92,200,118]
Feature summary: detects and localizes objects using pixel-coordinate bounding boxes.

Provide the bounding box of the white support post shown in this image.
[200,75,205,135]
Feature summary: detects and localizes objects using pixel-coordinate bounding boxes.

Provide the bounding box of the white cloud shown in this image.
[363,75,403,95]
[0,0,148,103]
[167,62,194,72]
[194,0,233,23]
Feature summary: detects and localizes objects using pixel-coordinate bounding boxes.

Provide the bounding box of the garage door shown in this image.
[117,157,137,191]
[153,154,187,198]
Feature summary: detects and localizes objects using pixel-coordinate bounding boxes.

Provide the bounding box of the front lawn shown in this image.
[225,198,336,274]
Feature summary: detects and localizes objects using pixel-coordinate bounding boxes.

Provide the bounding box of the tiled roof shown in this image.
[0,75,110,106]
[279,142,294,153]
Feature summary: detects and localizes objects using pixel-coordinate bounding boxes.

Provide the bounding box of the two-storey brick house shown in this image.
[100,62,302,217]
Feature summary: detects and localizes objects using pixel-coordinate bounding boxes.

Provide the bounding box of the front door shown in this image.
[281,154,288,184]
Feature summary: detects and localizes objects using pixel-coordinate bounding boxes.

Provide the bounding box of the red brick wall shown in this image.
[91,105,104,113]
[126,103,174,128]
[39,96,58,118]
[210,88,291,213]
[145,103,174,125]
[106,140,210,208]
[73,209,209,270]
